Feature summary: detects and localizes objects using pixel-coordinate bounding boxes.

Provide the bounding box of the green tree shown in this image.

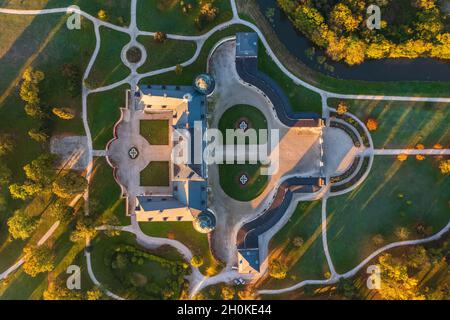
[23,245,55,277]
[7,210,38,240]
[0,134,14,156]
[0,161,11,185]
[48,198,74,222]
[52,171,88,199]
[28,128,49,143]
[23,153,58,186]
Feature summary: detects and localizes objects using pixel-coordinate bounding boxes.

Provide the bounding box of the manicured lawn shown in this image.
[327,156,450,274]
[328,98,450,149]
[140,24,253,85]
[258,42,323,115]
[218,105,268,143]
[88,84,129,150]
[140,161,170,187]
[218,105,269,201]
[86,26,130,88]
[137,0,232,35]
[263,201,330,289]
[138,222,222,275]
[1,0,131,26]
[140,119,169,145]
[90,158,128,225]
[137,37,197,74]
[90,232,188,299]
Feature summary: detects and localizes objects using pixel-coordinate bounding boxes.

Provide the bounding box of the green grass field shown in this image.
[137,0,232,35]
[137,37,197,74]
[87,84,129,150]
[263,201,330,289]
[327,156,450,274]
[328,98,450,149]
[140,161,170,187]
[90,158,128,225]
[86,26,130,88]
[258,42,323,115]
[138,222,223,275]
[139,119,169,145]
[0,0,131,26]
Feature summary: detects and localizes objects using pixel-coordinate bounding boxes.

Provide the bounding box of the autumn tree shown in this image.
[366,118,378,131]
[438,159,450,174]
[48,198,74,223]
[52,107,76,120]
[292,236,304,247]
[7,210,38,240]
[86,287,103,300]
[9,182,42,200]
[23,245,55,277]
[336,101,348,115]
[397,154,408,162]
[395,226,410,240]
[52,171,88,199]
[190,255,204,268]
[175,64,183,75]
[269,260,288,279]
[23,153,58,186]
[20,68,45,118]
[154,31,167,43]
[43,280,82,300]
[70,217,97,242]
[377,253,425,300]
[221,286,235,300]
[28,128,49,143]
[97,9,107,21]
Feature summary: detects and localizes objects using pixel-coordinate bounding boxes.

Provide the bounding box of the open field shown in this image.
[86,26,130,88]
[327,156,450,274]
[137,0,232,35]
[87,84,129,150]
[261,201,330,289]
[137,37,197,74]
[329,99,450,149]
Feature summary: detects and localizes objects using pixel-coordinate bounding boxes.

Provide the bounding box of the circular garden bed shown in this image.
[126,46,142,64]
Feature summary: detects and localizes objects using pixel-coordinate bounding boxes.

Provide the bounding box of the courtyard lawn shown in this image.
[327,156,450,274]
[137,37,197,74]
[136,0,232,35]
[87,84,129,150]
[85,26,130,89]
[262,201,330,289]
[140,24,253,85]
[90,232,188,300]
[139,119,169,145]
[328,98,450,149]
[138,222,223,275]
[218,105,269,201]
[140,161,170,187]
[258,42,323,115]
[90,158,128,225]
[218,105,268,143]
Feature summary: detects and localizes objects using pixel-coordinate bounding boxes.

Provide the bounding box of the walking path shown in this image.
[0,0,449,298]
